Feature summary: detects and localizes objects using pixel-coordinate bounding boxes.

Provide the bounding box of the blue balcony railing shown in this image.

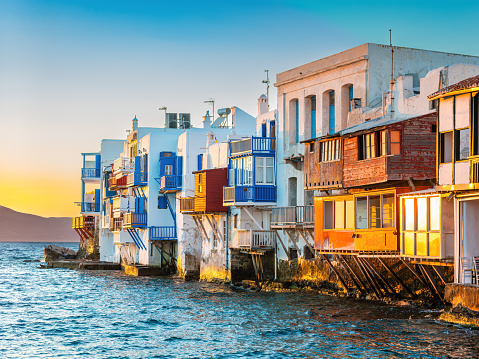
[223,185,276,204]
[80,202,100,213]
[82,168,101,178]
[127,172,148,186]
[123,212,147,228]
[230,137,275,157]
[149,226,177,240]
[159,175,182,191]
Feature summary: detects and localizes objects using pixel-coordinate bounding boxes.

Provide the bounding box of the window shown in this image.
[311,96,317,139]
[255,157,274,185]
[365,133,376,159]
[355,193,395,230]
[198,173,203,193]
[165,165,173,176]
[390,130,401,155]
[379,131,387,156]
[295,100,299,143]
[348,85,353,112]
[309,142,315,153]
[234,214,238,229]
[320,138,341,162]
[323,199,355,230]
[329,91,335,135]
[231,157,252,186]
[456,128,470,161]
[440,132,453,163]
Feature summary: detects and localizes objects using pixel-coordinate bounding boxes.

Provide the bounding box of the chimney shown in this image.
[258,94,268,116]
[132,115,138,132]
[203,110,212,129]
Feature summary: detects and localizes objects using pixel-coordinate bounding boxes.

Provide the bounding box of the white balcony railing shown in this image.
[232,229,276,250]
[113,157,135,175]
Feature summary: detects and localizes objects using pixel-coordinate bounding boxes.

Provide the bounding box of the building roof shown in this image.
[428,74,479,99]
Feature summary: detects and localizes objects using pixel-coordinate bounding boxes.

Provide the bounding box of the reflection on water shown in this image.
[0,242,478,358]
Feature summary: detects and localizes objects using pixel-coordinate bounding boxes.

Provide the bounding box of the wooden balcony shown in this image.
[80,202,100,213]
[159,175,182,192]
[223,185,276,206]
[149,226,176,241]
[123,212,147,229]
[72,216,95,229]
[108,175,128,191]
[229,137,275,157]
[180,197,195,213]
[231,229,276,250]
[127,172,148,187]
[271,206,314,228]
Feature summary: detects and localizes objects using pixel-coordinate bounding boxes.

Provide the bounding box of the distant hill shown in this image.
[0,206,79,242]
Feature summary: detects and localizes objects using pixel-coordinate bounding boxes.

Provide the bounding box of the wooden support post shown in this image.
[378,258,415,297]
[321,254,349,293]
[298,230,315,255]
[339,255,368,293]
[401,260,427,286]
[359,257,387,295]
[209,214,225,242]
[285,229,302,258]
[432,265,448,286]
[205,215,222,245]
[251,254,259,284]
[354,256,381,298]
[362,258,396,295]
[336,255,364,294]
[273,230,291,260]
[419,264,444,303]
[192,215,209,242]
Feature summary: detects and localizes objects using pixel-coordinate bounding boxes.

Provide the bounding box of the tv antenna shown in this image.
[262,70,270,110]
[204,98,215,117]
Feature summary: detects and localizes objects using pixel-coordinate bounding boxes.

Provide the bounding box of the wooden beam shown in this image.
[243,207,264,230]
[419,264,444,303]
[401,260,427,286]
[273,230,291,260]
[336,255,365,294]
[321,253,349,292]
[204,214,222,245]
[298,230,315,255]
[192,215,209,242]
[354,256,381,298]
[378,258,415,297]
[338,255,368,294]
[208,215,225,242]
[431,265,448,286]
[284,229,302,258]
[359,257,388,296]
[361,258,396,295]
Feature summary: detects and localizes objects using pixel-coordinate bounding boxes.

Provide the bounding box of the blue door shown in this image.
[311,96,316,139]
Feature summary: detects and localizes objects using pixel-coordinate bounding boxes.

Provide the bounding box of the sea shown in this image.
[0,242,478,359]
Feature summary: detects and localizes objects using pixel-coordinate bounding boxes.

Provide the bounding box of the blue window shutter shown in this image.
[311,96,316,139]
[261,123,267,137]
[349,86,353,112]
[329,91,335,135]
[197,154,202,171]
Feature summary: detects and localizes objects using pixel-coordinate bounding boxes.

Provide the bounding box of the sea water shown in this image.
[0,242,478,358]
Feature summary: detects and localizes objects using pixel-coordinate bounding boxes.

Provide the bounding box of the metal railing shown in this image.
[272,206,314,226]
[150,226,177,240]
[160,175,182,190]
[233,229,276,249]
[123,212,147,228]
[81,168,100,178]
[80,202,100,213]
[127,172,148,186]
[230,136,275,156]
[180,197,195,212]
[113,157,135,175]
[470,157,479,184]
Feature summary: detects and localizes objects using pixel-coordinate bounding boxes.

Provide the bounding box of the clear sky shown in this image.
[1,0,478,218]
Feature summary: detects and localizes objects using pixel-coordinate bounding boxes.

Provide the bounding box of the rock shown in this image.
[44,245,77,262]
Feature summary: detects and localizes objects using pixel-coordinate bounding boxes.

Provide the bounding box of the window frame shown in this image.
[455,127,470,162]
[255,156,275,185]
[319,138,341,163]
[354,192,396,231]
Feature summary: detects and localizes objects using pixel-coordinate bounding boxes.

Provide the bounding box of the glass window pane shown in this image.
[369,195,381,228]
[457,128,470,161]
[404,198,415,231]
[356,197,368,229]
[324,201,333,229]
[416,233,428,256]
[381,131,386,156]
[345,200,354,229]
[334,201,344,229]
[417,197,428,231]
[429,233,441,257]
[403,232,415,255]
[266,157,274,166]
[430,197,440,231]
[382,194,394,228]
[256,166,264,184]
[266,166,274,184]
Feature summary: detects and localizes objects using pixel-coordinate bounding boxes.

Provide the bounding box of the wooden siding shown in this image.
[304,139,342,190]
[194,168,228,213]
[343,114,436,188]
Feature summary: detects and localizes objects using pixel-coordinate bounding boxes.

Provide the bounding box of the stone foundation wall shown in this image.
[445,283,479,312]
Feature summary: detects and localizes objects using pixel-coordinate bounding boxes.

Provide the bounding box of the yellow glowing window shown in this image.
[334,201,345,229]
[390,131,401,155]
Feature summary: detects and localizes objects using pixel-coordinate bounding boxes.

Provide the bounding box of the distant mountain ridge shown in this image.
[0,206,79,242]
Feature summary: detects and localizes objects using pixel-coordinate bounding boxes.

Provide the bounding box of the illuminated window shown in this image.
[355,193,395,229]
[198,174,203,193]
[323,198,355,230]
[440,132,453,163]
[456,128,470,161]
[319,138,341,162]
[390,130,401,155]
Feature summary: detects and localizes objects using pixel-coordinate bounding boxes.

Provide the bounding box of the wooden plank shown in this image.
[358,257,388,296]
[298,230,315,255]
[192,215,209,242]
[419,264,444,302]
[208,214,224,242]
[431,265,448,286]
[205,215,222,245]
[378,258,415,297]
[322,254,348,292]
[354,256,381,299]
[274,230,291,260]
[361,258,396,295]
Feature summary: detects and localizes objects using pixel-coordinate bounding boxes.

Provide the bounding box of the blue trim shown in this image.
[329,91,335,135]
[349,85,353,112]
[295,100,299,143]
[311,96,316,139]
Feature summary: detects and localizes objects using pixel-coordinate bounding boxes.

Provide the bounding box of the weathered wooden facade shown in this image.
[304,136,343,190]
[193,168,228,213]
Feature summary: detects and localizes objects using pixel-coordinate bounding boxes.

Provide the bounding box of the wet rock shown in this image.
[44,245,77,262]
